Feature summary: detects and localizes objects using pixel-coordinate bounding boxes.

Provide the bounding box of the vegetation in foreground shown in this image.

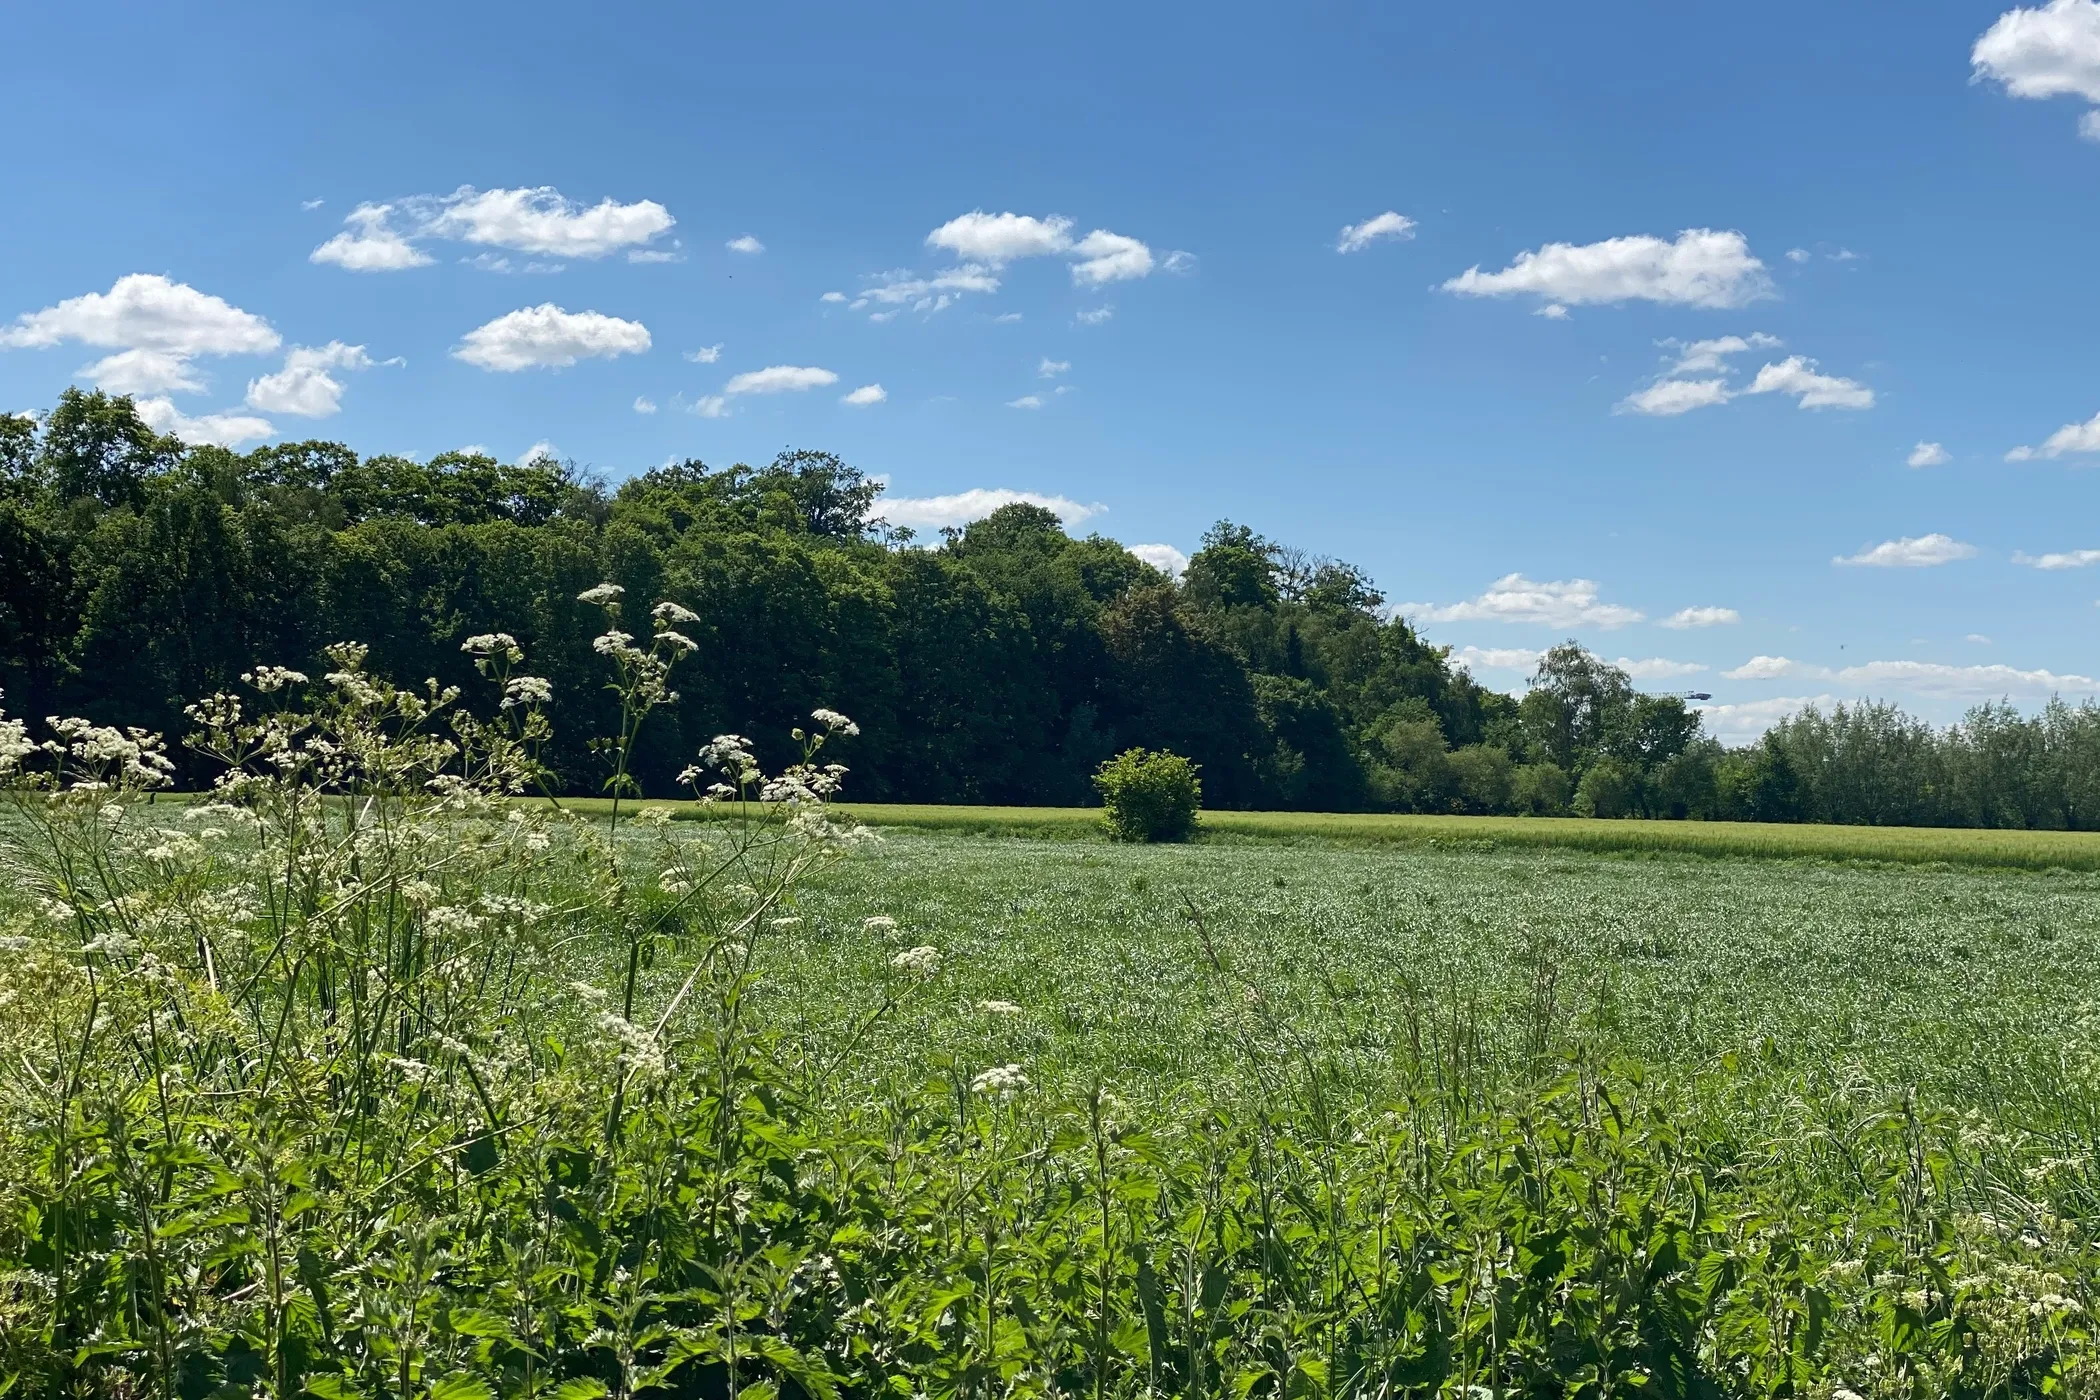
[2,618,2098,1396]
[10,387,2100,829]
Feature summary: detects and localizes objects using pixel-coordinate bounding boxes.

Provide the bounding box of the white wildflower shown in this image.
[425,905,483,936]
[654,629,697,654]
[461,632,524,661]
[578,582,626,605]
[651,600,701,625]
[978,1000,1024,1015]
[890,945,941,978]
[568,980,609,1004]
[242,665,309,693]
[971,1063,1029,1097]
[502,675,553,709]
[810,708,860,737]
[862,914,898,933]
[659,872,692,897]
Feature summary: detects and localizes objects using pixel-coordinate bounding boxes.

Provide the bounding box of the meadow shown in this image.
[5,636,2100,1398]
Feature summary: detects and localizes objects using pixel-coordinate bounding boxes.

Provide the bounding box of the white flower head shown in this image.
[242,665,309,693]
[977,999,1024,1015]
[810,707,860,737]
[462,633,524,662]
[578,582,626,605]
[890,944,941,978]
[971,1063,1029,1097]
[651,600,701,625]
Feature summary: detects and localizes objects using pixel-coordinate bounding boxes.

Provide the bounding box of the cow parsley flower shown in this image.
[978,1000,1024,1015]
[810,708,860,737]
[971,1063,1029,1097]
[651,600,701,624]
[578,583,626,605]
[890,945,941,978]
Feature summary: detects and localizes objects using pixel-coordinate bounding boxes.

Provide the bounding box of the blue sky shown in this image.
[6,0,2100,738]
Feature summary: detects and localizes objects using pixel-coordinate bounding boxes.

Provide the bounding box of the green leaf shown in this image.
[549,1382,609,1400]
[427,1375,494,1400]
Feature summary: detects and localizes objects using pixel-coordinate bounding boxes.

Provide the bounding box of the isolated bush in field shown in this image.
[1093,745,1202,841]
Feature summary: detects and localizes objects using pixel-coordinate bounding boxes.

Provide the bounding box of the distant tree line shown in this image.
[5,388,2098,827]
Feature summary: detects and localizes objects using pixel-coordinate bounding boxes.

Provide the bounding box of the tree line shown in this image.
[4,387,2097,827]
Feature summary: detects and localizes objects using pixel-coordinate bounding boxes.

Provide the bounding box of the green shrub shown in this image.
[1093,745,1201,841]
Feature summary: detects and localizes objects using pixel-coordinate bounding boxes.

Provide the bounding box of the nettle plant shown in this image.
[0,585,897,1398]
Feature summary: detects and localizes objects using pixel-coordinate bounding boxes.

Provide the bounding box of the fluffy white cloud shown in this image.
[1007,394,1044,409]
[725,235,764,254]
[1451,645,1542,673]
[80,348,206,396]
[2006,409,2100,460]
[3,274,279,357]
[685,344,722,364]
[1039,358,1070,378]
[517,441,559,466]
[1128,543,1188,577]
[1533,303,1570,320]
[244,342,377,417]
[1660,606,1740,629]
[820,291,847,303]
[1616,378,1734,416]
[1074,306,1115,325]
[1908,441,1951,467]
[1336,211,1416,253]
[1833,533,1978,567]
[310,204,434,271]
[453,305,652,371]
[841,383,886,406]
[1837,659,2099,698]
[1615,657,1709,680]
[1744,355,1874,410]
[880,487,1103,531]
[633,396,657,414]
[462,253,563,275]
[723,365,837,395]
[1401,573,1644,629]
[926,211,1075,264]
[1724,655,1832,680]
[1969,633,1994,645]
[1786,248,1813,263]
[1442,228,1770,309]
[688,395,730,418]
[134,396,274,448]
[1697,695,1832,743]
[1666,332,1782,375]
[1973,0,2100,139]
[424,186,673,258]
[2013,547,2100,567]
[854,264,1002,315]
[1070,230,1154,285]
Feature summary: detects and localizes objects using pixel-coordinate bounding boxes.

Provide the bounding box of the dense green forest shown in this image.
[6,387,2099,826]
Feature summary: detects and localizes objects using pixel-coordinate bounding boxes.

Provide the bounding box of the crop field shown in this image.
[9,724,2100,1395]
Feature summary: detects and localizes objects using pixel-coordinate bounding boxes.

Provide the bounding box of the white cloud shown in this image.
[1007,395,1044,409]
[1441,228,1771,309]
[633,396,657,414]
[1074,306,1114,325]
[1336,211,1416,253]
[462,253,563,275]
[685,344,722,364]
[1697,695,1832,743]
[926,211,1075,264]
[1616,377,1734,416]
[134,396,274,448]
[1401,574,1644,629]
[1660,606,1740,629]
[301,197,325,211]
[726,235,764,254]
[1743,355,1874,410]
[517,441,558,466]
[80,348,206,396]
[1161,250,1197,274]
[1786,248,1812,263]
[882,488,1102,531]
[1451,645,1542,673]
[1836,659,2099,698]
[854,264,1002,316]
[1666,332,1782,376]
[2,273,279,358]
[1908,441,1951,467]
[1070,230,1154,285]
[820,291,847,303]
[1833,533,1978,567]
[723,365,837,395]
[993,311,1024,323]
[453,305,652,371]
[688,395,730,418]
[841,383,886,406]
[1973,0,2100,138]
[627,245,685,265]
[1128,543,1188,577]
[310,204,434,271]
[1724,655,1832,680]
[424,186,673,258]
[2013,547,2100,568]
[1615,656,1709,679]
[1968,633,1994,644]
[2006,409,2100,460]
[1533,303,1570,320]
[243,341,378,417]
[1039,358,1070,378]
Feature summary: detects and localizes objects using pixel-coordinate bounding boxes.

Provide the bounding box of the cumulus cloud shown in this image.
[134,396,275,448]
[1533,304,1571,320]
[453,305,652,371]
[1128,543,1189,577]
[1833,533,1978,567]
[310,204,434,271]
[1615,657,1709,680]
[633,396,657,414]
[1442,228,1771,309]
[1007,394,1044,409]
[852,264,1003,317]
[820,291,847,303]
[1039,358,1070,378]
[1786,248,1813,264]
[1743,355,1874,409]
[1616,378,1735,416]
[687,395,730,418]
[2013,547,2100,567]
[841,383,886,406]
[1069,230,1154,285]
[1660,606,1740,629]
[684,344,722,364]
[1074,306,1115,326]
[1973,0,2100,137]
[314,187,674,269]
[1837,659,2099,698]
[79,348,207,396]
[1400,574,1644,629]
[2006,409,2100,460]
[1336,211,1417,253]
[723,365,837,395]
[1666,333,1782,375]
[927,211,1076,265]
[725,235,764,254]
[1724,655,1832,681]
[1451,645,1543,674]
[516,441,559,466]
[244,342,380,417]
[879,487,1104,531]
[1908,441,1951,467]
[2,273,279,359]
[1697,695,1832,743]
